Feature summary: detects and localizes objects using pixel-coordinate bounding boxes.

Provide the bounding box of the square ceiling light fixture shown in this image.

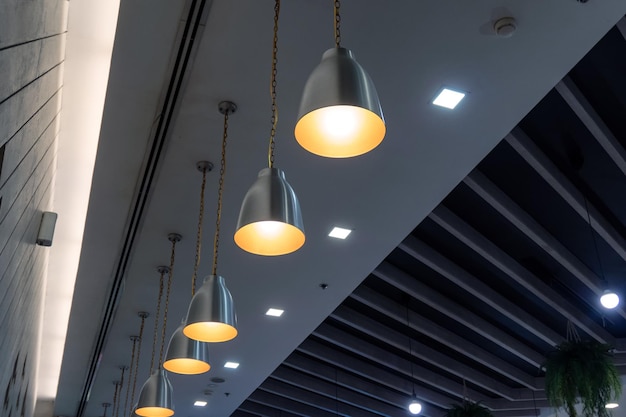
[194,401,207,407]
[329,227,352,239]
[432,88,466,109]
[224,361,240,369]
[265,308,284,317]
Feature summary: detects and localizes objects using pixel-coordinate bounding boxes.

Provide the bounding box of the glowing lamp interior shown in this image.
[183,322,238,343]
[135,407,174,417]
[163,358,210,375]
[295,105,385,158]
[234,221,305,256]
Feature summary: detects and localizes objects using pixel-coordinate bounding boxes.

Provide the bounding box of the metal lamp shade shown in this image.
[295,47,385,158]
[163,323,211,375]
[234,168,305,256]
[183,275,237,343]
[135,369,174,417]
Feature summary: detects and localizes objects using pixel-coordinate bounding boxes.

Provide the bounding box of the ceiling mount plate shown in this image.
[218,101,237,115]
[196,161,214,172]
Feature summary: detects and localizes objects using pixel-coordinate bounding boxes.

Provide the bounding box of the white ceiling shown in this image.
[52,0,626,416]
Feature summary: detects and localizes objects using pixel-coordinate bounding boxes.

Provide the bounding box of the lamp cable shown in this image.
[123,336,139,417]
[129,314,147,417]
[150,269,166,373]
[212,110,231,276]
[583,197,607,286]
[268,0,280,168]
[192,167,206,296]
[334,0,341,47]
[159,235,179,366]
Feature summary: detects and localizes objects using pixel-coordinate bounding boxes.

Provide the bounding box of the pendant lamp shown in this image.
[164,159,217,372]
[234,0,305,256]
[184,102,238,343]
[295,0,385,158]
[136,237,179,417]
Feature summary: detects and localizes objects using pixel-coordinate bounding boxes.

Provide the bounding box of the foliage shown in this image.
[544,339,621,417]
[445,401,493,417]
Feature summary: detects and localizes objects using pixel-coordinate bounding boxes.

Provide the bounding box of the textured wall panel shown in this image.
[0,1,67,416]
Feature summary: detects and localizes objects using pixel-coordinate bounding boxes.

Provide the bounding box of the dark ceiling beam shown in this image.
[555,76,626,176]
[296,339,459,409]
[271,362,411,412]
[237,401,281,417]
[398,235,562,348]
[485,399,550,411]
[261,374,407,417]
[492,409,539,417]
[257,381,392,417]
[373,262,545,367]
[247,391,338,417]
[281,353,429,410]
[350,285,539,390]
[329,305,513,399]
[505,128,626,326]
[465,171,626,349]
[313,322,490,401]
[429,206,616,345]
[617,16,626,39]
[464,171,603,303]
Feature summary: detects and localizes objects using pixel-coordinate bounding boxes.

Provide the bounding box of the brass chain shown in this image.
[159,239,177,366]
[268,0,280,168]
[150,271,165,373]
[123,338,137,417]
[334,0,341,47]
[113,376,123,417]
[212,111,230,275]
[129,317,146,417]
[192,169,207,296]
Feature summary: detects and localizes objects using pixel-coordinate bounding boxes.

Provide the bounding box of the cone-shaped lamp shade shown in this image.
[184,275,237,343]
[234,168,305,256]
[163,323,211,374]
[295,47,385,158]
[135,369,174,417]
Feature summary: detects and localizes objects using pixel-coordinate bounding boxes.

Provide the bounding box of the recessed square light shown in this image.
[432,88,466,109]
[224,361,240,369]
[194,401,207,407]
[329,227,352,239]
[266,308,284,317]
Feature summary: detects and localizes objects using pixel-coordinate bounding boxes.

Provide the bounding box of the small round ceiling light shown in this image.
[600,290,619,309]
[493,17,517,38]
[408,399,422,415]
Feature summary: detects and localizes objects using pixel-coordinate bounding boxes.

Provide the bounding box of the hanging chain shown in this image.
[102,403,110,417]
[111,382,120,417]
[114,367,126,417]
[150,270,165,373]
[159,236,178,366]
[267,0,280,168]
[566,320,581,342]
[334,0,341,47]
[212,111,230,275]
[129,315,146,417]
[192,168,207,296]
[583,197,607,284]
[123,337,138,417]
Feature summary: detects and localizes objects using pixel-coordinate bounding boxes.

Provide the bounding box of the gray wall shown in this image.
[0,1,68,416]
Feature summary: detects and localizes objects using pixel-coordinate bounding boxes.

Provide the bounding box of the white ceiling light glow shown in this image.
[329,227,352,239]
[224,361,240,369]
[606,403,619,409]
[408,400,422,415]
[194,401,207,407]
[600,290,619,309]
[432,88,466,109]
[266,308,284,317]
